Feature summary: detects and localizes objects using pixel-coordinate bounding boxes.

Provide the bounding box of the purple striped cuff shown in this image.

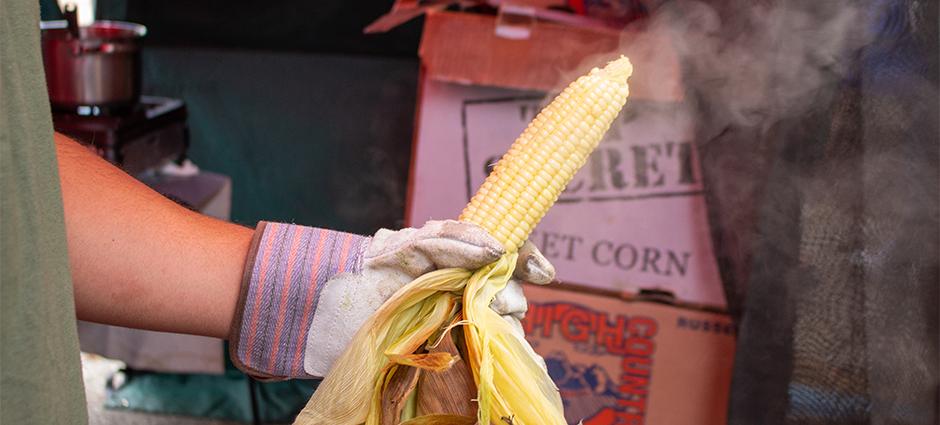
[229,221,369,379]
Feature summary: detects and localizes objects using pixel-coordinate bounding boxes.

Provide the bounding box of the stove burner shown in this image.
[55,103,134,117]
[53,96,189,175]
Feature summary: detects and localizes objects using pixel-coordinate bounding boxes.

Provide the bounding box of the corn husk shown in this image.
[294,268,470,425]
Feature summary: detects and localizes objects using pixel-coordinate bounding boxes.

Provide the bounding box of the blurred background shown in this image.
[42,0,421,233]
[38,0,937,424]
[41,1,423,423]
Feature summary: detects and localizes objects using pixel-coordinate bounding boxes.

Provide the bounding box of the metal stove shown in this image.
[52,96,189,175]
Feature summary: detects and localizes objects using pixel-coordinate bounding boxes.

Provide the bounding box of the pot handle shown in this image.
[64,4,81,39]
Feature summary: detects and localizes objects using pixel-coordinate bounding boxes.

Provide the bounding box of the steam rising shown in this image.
[625,0,939,423]
[648,0,874,130]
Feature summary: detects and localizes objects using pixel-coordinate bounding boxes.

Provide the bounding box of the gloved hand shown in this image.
[229,220,554,380]
[490,240,555,336]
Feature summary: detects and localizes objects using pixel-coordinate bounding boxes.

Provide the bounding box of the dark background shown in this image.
[42,0,423,234]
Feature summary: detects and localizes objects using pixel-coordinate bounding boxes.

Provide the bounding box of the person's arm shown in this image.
[56,131,553,380]
[55,132,251,338]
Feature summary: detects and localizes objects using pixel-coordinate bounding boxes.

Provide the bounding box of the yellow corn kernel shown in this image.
[459,56,633,252]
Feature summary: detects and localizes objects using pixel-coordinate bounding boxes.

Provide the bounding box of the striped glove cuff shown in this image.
[229,221,369,380]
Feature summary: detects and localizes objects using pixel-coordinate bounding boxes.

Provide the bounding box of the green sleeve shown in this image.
[1,1,88,423]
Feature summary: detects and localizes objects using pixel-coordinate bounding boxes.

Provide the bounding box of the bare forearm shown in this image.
[55,133,252,338]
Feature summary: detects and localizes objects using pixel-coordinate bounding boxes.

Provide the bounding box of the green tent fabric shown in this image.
[105,371,317,424]
[104,347,319,424]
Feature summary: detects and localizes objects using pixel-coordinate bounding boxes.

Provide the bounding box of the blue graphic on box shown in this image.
[524,301,659,425]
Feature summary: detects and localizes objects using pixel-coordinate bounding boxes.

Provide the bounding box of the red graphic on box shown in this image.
[524,301,658,424]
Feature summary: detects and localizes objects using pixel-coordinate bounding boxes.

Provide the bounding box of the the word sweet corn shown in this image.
[294,56,632,425]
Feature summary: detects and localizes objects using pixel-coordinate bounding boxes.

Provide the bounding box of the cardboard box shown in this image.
[401,10,726,308]
[370,9,736,422]
[522,284,736,425]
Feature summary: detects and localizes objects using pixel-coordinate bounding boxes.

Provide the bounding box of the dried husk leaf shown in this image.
[293,255,566,425]
[380,365,421,425]
[293,269,469,425]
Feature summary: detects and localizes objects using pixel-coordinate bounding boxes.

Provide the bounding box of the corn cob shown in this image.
[460,56,633,252]
[459,56,632,425]
[294,56,632,425]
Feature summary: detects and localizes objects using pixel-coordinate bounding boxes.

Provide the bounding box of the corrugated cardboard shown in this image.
[407,81,725,306]
[403,9,725,308]
[385,9,734,422]
[419,11,681,99]
[523,283,736,425]
[404,9,725,307]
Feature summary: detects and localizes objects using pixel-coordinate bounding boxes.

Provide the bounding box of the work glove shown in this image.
[229,220,554,380]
